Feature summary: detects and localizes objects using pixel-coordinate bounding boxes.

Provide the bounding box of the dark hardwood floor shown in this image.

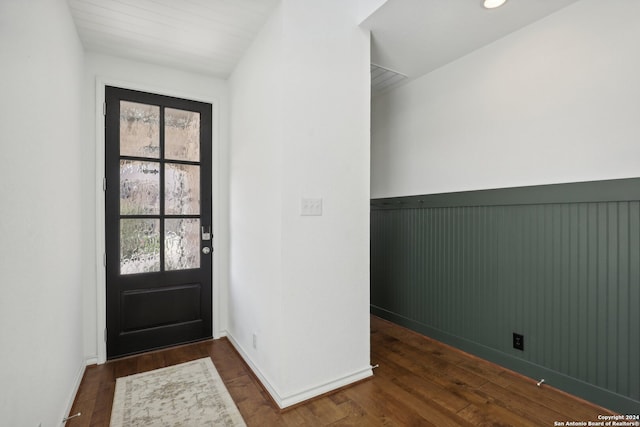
[67,316,615,426]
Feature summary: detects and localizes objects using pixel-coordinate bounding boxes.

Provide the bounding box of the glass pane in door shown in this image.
[165,163,200,214]
[165,108,200,161]
[120,219,160,274]
[119,160,160,215]
[120,101,160,158]
[165,218,200,270]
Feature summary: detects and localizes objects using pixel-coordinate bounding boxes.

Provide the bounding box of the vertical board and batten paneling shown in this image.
[370,179,640,413]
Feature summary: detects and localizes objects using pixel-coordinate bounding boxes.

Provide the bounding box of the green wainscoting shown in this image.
[371,178,640,413]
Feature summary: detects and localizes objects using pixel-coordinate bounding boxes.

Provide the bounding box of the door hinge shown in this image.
[104,329,107,342]
[103,177,107,191]
[103,252,106,267]
[103,102,107,116]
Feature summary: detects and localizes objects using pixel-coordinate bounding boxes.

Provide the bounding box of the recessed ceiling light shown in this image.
[483,0,507,9]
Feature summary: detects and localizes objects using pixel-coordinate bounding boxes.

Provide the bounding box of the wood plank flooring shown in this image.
[67,316,615,426]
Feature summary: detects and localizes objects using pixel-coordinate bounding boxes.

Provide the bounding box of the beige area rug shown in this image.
[110,357,247,427]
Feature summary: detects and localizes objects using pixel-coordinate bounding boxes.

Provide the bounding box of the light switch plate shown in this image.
[301,197,323,216]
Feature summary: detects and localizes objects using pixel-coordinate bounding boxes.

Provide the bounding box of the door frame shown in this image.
[94,76,223,364]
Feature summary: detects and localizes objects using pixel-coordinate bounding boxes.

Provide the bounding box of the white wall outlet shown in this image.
[300,197,323,216]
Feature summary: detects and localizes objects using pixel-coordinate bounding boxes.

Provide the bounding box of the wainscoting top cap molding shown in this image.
[371,177,640,209]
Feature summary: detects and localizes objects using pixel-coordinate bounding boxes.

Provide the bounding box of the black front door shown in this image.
[105,86,213,359]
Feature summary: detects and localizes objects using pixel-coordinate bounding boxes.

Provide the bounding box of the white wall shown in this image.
[229,0,372,408]
[0,0,85,425]
[82,53,229,362]
[228,2,286,395]
[371,0,640,198]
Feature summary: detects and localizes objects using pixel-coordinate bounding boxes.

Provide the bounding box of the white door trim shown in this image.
[94,76,222,364]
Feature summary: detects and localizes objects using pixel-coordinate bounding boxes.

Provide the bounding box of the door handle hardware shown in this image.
[202,247,211,254]
[201,226,211,241]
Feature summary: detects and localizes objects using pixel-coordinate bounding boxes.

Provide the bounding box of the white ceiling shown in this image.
[68,0,581,85]
[362,0,582,91]
[67,0,279,78]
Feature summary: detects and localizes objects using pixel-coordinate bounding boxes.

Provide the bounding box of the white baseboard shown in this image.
[85,356,98,366]
[278,365,373,408]
[225,334,283,405]
[61,360,86,424]
[225,333,373,409]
